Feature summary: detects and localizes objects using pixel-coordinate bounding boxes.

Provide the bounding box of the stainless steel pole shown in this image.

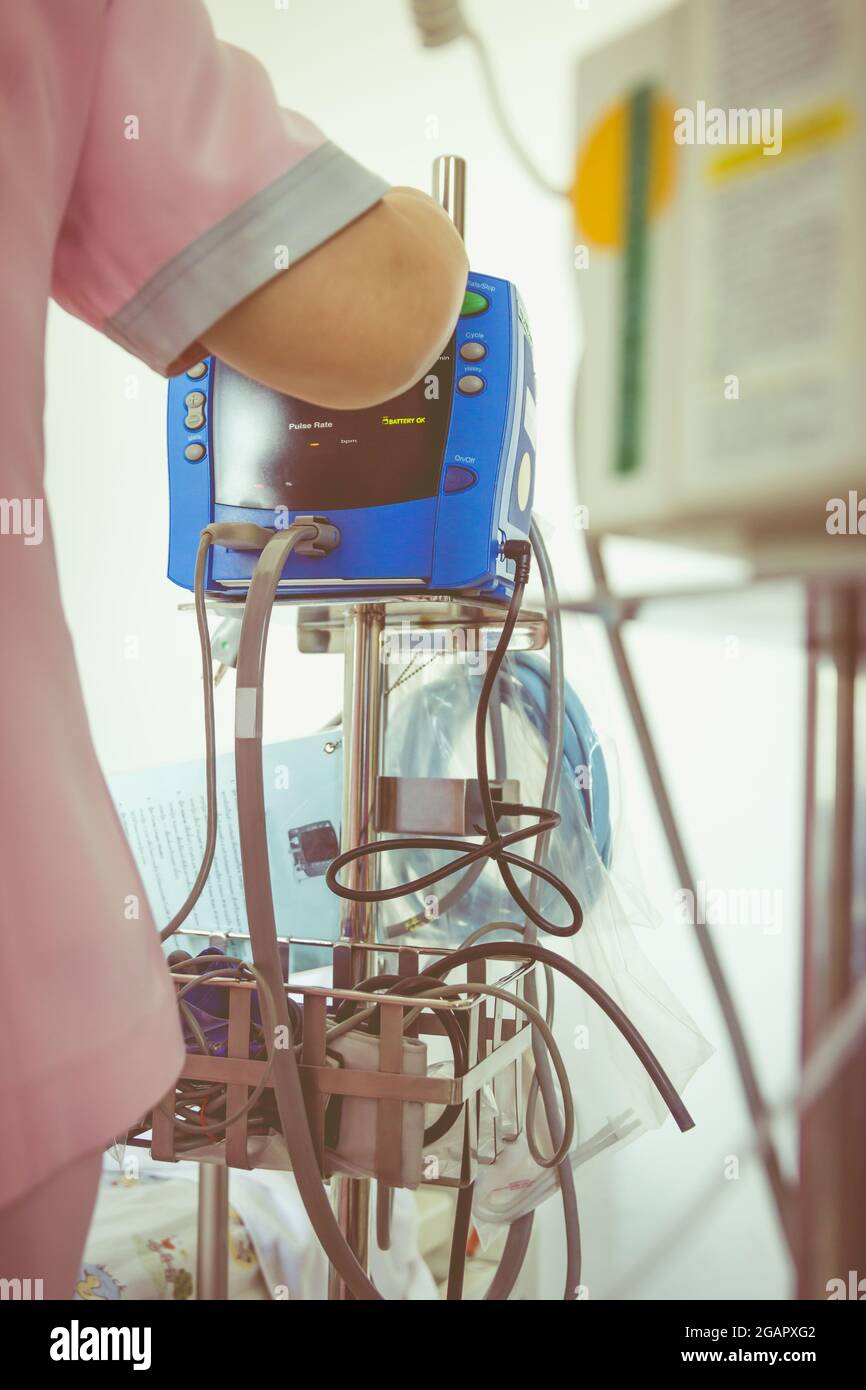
[328,603,386,1299]
[197,1163,229,1300]
[329,157,465,1297]
[432,154,466,238]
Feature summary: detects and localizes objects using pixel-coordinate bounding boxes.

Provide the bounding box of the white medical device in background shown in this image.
[571,0,866,564]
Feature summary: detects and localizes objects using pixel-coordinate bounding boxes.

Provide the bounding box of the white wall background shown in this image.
[44,0,803,1299]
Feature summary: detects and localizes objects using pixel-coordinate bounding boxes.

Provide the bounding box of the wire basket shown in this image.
[129,937,535,1190]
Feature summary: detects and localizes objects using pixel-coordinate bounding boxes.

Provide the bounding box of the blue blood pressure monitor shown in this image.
[167,275,536,602]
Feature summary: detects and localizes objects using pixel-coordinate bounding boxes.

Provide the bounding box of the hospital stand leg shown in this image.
[197,1163,229,1300]
[328,604,386,1299]
[799,584,866,1297]
[584,535,798,1264]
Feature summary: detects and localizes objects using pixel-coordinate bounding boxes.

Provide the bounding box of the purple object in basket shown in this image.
[177,947,265,1055]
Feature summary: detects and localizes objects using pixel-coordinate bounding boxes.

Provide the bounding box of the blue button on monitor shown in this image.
[444,465,478,494]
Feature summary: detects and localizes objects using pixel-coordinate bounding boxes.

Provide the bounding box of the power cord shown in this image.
[232,522,388,1301]
[160,521,275,943]
[409,1,569,198]
[327,541,584,938]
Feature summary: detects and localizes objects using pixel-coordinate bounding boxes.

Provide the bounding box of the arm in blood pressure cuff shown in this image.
[51,0,389,376]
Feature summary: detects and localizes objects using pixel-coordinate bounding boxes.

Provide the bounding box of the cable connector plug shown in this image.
[289,515,342,558]
[502,538,532,585]
[202,522,275,551]
[410,0,468,47]
[202,517,342,559]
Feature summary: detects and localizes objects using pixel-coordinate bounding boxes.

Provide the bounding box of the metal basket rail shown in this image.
[130,936,536,1191]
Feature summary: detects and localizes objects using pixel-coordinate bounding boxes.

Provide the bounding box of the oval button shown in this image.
[460,290,489,317]
[184,442,206,462]
[444,464,478,494]
[186,362,208,380]
[459,341,487,362]
[457,374,485,396]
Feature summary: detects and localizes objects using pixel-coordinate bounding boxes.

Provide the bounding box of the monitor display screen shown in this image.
[212,343,455,512]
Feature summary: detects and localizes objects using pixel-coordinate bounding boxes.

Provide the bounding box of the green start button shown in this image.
[460,289,489,317]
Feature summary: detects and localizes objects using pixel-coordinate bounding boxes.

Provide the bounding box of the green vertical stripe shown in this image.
[615,84,653,476]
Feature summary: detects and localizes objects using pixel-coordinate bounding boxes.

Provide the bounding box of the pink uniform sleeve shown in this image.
[51,0,390,375]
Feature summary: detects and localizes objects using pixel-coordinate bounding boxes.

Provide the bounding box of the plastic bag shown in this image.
[380,651,712,1224]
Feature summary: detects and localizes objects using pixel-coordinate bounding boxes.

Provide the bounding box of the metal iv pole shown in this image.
[328,603,386,1299]
[327,156,467,1299]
